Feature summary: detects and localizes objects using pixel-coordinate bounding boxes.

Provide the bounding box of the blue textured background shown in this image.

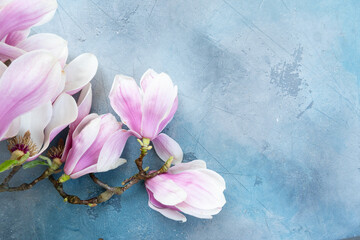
[0,0,360,239]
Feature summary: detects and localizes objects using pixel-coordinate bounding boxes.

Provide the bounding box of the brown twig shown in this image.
[49,175,115,206]
[1,165,22,187]
[0,167,60,192]
[51,140,172,206]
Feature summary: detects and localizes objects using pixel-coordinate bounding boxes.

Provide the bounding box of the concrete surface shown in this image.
[0,0,359,239]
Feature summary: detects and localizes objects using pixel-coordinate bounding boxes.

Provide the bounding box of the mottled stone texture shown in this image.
[0,0,359,239]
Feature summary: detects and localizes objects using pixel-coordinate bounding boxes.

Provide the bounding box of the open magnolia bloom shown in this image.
[145,160,226,222]
[0,50,63,140]
[63,113,132,179]
[109,69,183,164]
[1,32,98,96]
[0,0,58,62]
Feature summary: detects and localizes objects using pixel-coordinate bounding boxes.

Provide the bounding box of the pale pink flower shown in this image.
[145,160,226,222]
[1,32,98,96]
[0,50,63,140]
[63,113,132,179]
[109,69,183,164]
[0,0,57,62]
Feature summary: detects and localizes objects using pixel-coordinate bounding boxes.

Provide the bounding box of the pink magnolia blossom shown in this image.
[1,32,98,95]
[0,50,63,140]
[145,160,226,222]
[0,0,57,62]
[109,69,183,164]
[63,113,132,179]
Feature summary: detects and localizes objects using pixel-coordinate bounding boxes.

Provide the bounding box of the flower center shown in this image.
[7,131,38,156]
[47,139,65,159]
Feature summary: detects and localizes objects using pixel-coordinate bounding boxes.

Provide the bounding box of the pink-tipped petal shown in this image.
[140,68,157,92]
[17,33,68,67]
[168,160,207,174]
[0,0,57,40]
[70,114,121,175]
[109,75,142,134]
[141,73,178,139]
[97,129,132,172]
[64,53,98,95]
[30,93,77,160]
[172,171,226,210]
[148,200,187,222]
[62,113,98,163]
[69,164,97,179]
[152,133,183,164]
[145,174,187,206]
[4,29,30,46]
[0,42,25,60]
[0,51,61,139]
[63,115,101,174]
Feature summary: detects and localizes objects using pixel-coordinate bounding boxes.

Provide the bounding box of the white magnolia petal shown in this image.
[97,129,132,172]
[152,133,183,164]
[18,101,52,149]
[168,160,207,174]
[64,53,98,95]
[36,93,78,158]
[17,33,68,67]
[1,117,20,140]
[148,201,187,222]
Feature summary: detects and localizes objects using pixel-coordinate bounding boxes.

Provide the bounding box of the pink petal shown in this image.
[0,51,61,139]
[4,29,30,46]
[140,73,178,139]
[0,42,25,60]
[64,53,98,95]
[17,33,68,67]
[172,170,226,210]
[109,74,142,134]
[62,113,99,163]
[63,115,101,175]
[148,200,187,222]
[69,164,97,179]
[168,160,207,174]
[0,0,57,40]
[70,114,121,175]
[145,174,187,206]
[152,133,183,164]
[97,129,132,172]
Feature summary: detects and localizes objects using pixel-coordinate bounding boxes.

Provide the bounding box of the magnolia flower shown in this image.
[0,50,63,140]
[145,160,226,222]
[109,69,183,164]
[0,0,57,62]
[63,113,132,179]
[1,32,98,95]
